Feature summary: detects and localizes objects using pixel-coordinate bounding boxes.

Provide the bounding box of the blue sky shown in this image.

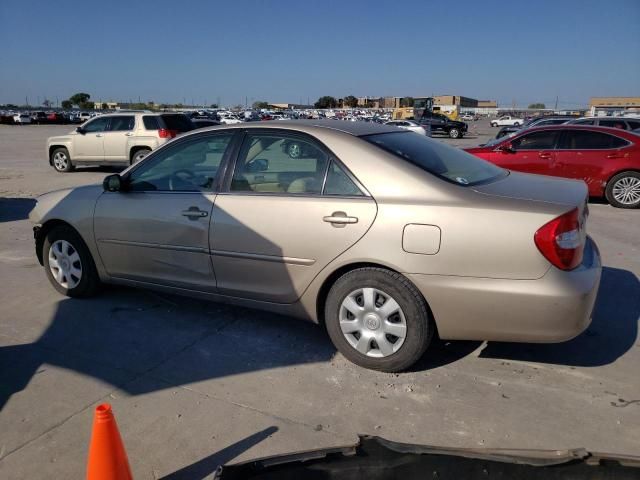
[1,0,638,107]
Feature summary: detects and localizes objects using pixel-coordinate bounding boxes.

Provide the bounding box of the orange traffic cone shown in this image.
[86,403,133,480]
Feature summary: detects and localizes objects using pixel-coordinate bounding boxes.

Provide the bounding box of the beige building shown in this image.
[93,101,119,110]
[589,97,640,115]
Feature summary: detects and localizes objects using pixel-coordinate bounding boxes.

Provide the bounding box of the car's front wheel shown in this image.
[491,122,497,127]
[513,122,520,126]
[448,128,461,139]
[325,268,433,372]
[42,225,100,297]
[605,171,640,209]
[51,147,74,172]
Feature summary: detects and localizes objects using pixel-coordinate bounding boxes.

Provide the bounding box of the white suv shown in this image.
[47,112,194,172]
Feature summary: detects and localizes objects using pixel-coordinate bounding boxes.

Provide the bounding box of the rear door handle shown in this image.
[125,132,134,136]
[606,153,622,159]
[323,211,358,226]
[95,134,103,138]
[538,152,551,159]
[181,208,208,218]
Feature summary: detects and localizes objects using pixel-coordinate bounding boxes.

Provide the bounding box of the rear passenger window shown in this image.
[599,119,627,130]
[562,130,623,149]
[109,116,135,131]
[231,134,329,194]
[324,161,364,196]
[573,119,594,125]
[143,116,159,130]
[627,120,640,130]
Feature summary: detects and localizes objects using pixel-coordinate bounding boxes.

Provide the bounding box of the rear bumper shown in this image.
[407,237,601,343]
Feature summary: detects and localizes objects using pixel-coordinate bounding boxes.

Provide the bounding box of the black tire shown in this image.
[513,122,520,126]
[605,171,640,209]
[51,147,74,172]
[130,147,151,165]
[324,268,433,372]
[448,128,461,139]
[42,225,100,297]
[491,122,497,127]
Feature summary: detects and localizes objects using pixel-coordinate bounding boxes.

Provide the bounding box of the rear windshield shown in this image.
[363,132,506,186]
[160,114,194,132]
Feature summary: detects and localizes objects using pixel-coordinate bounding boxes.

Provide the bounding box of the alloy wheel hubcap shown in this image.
[612,177,640,205]
[53,152,68,170]
[339,287,407,358]
[288,144,301,158]
[48,239,82,289]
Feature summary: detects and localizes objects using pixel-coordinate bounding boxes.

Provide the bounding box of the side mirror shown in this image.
[76,127,85,134]
[246,158,269,173]
[498,142,515,153]
[103,174,123,192]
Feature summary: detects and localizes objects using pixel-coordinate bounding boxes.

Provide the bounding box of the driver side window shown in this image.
[127,134,233,192]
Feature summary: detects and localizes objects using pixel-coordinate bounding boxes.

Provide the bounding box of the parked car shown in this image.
[460,113,475,121]
[31,111,49,124]
[417,112,467,138]
[31,121,601,372]
[384,120,428,135]
[13,113,32,124]
[490,116,523,127]
[567,117,640,131]
[77,112,93,122]
[219,114,242,124]
[46,112,194,172]
[465,125,640,208]
[495,116,576,140]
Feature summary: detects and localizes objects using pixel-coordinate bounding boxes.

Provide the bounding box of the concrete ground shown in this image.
[0,121,638,479]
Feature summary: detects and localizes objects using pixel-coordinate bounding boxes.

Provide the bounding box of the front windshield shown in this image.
[363,131,506,186]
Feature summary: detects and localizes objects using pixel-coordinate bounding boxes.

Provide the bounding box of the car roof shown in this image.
[511,124,639,140]
[184,119,399,137]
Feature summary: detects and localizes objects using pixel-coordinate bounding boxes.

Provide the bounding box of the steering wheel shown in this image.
[169,169,196,190]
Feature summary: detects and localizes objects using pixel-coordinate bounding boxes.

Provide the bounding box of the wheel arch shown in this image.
[314,261,438,337]
[129,145,152,163]
[48,145,70,165]
[35,219,79,265]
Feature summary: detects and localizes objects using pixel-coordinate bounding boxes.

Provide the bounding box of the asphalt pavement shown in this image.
[0,121,638,479]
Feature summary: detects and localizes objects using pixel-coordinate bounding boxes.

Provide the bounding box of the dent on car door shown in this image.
[554,130,625,194]
[94,133,235,291]
[211,132,377,303]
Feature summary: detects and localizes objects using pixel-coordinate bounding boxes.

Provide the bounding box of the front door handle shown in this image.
[538,152,551,159]
[323,211,358,226]
[95,133,103,138]
[125,132,134,136]
[181,208,208,219]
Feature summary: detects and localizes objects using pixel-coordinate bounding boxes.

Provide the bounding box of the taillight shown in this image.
[534,208,584,271]
[158,128,178,138]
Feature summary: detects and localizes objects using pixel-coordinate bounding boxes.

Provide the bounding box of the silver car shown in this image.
[30,121,601,372]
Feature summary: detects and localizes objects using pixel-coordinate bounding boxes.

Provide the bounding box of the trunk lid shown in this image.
[472,171,588,208]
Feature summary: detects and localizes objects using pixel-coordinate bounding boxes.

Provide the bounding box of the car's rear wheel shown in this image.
[513,122,520,126]
[131,147,151,165]
[605,171,640,209]
[43,225,100,297]
[325,268,433,372]
[51,147,74,172]
[448,128,461,139]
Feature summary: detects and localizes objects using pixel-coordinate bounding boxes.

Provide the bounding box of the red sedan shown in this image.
[465,125,640,208]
